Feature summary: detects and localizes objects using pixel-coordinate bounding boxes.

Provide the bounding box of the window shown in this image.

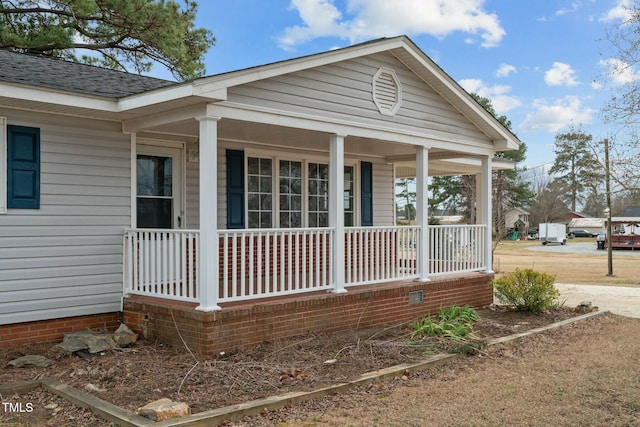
[247,157,273,228]
[244,154,359,229]
[308,162,328,227]
[279,160,302,228]
[344,165,355,226]
[6,124,40,210]
[136,154,173,228]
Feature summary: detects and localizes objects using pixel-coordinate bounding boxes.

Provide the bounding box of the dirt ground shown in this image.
[0,307,609,427]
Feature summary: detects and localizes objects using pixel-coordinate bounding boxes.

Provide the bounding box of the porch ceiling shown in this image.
[139,116,506,175]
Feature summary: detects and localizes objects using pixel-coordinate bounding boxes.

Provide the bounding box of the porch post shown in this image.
[415,146,430,282]
[480,155,494,273]
[196,114,222,311]
[329,134,347,293]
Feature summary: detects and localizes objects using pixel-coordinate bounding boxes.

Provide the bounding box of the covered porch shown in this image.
[117,37,520,353]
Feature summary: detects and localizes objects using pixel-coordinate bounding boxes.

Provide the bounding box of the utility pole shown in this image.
[604,138,613,276]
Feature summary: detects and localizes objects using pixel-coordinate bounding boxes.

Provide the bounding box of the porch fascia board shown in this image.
[207,102,495,157]
[122,104,209,133]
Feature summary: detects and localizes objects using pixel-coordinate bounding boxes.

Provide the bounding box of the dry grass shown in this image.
[493,238,640,286]
[245,314,640,427]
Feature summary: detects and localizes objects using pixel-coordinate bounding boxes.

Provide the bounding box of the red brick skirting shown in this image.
[0,313,122,347]
[123,273,493,356]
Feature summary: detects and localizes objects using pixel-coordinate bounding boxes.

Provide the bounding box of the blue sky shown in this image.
[184,0,633,168]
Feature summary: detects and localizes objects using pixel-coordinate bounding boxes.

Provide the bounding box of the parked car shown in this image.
[569,229,598,238]
[527,228,539,240]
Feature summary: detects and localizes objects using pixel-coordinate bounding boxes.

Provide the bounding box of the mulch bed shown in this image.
[0,306,580,426]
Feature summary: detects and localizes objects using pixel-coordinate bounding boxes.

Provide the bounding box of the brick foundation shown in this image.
[123,273,493,356]
[0,313,122,347]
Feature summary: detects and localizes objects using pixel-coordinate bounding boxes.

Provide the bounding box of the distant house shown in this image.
[567,218,605,235]
[0,36,520,354]
[504,207,529,237]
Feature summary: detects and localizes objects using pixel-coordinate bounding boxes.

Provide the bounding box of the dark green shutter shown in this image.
[360,161,373,226]
[226,149,245,229]
[7,125,40,209]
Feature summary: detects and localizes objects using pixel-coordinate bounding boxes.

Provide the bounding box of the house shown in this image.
[504,207,529,238]
[567,217,604,235]
[0,36,520,354]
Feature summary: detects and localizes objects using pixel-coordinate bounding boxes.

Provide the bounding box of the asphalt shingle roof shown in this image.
[0,50,175,98]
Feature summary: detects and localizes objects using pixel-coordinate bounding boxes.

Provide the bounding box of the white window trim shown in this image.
[0,116,6,215]
[244,148,359,228]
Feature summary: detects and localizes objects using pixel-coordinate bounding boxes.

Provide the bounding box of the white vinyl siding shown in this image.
[227,52,491,147]
[0,109,130,325]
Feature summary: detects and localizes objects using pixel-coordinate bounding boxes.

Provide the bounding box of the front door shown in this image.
[136,145,182,229]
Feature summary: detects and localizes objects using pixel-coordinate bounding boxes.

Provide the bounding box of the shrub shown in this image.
[492,268,560,314]
[412,305,479,340]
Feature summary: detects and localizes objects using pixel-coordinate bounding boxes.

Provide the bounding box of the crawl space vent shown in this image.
[372,67,402,116]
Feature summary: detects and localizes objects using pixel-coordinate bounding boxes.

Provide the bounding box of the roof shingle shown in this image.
[0,50,175,98]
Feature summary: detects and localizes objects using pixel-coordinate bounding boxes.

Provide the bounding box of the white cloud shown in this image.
[278,0,506,50]
[599,58,640,84]
[591,80,603,90]
[520,96,593,132]
[496,63,516,78]
[555,1,581,16]
[600,0,632,22]
[459,78,522,114]
[544,62,579,86]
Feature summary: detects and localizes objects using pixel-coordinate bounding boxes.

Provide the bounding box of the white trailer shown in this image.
[539,223,567,245]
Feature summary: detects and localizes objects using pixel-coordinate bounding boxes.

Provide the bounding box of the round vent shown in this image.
[372,67,402,116]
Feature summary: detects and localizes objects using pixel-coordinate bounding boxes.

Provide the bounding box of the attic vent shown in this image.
[372,67,402,116]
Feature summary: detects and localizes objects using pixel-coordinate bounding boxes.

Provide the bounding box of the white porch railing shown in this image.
[123,229,199,302]
[428,224,486,275]
[123,224,486,304]
[218,228,333,302]
[345,226,419,285]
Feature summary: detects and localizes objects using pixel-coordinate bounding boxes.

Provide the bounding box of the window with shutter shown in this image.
[7,125,40,209]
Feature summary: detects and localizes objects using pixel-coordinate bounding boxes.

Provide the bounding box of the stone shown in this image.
[137,398,190,422]
[85,383,107,393]
[54,331,117,354]
[7,355,53,368]
[575,301,598,314]
[113,323,138,347]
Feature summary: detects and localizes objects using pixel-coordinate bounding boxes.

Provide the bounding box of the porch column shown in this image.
[415,146,430,282]
[480,155,494,273]
[196,115,222,311]
[329,134,347,293]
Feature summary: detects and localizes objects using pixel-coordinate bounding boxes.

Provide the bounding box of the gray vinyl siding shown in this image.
[372,161,394,226]
[0,109,130,325]
[227,52,491,146]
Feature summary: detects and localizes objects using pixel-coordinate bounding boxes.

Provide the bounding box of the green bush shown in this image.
[492,268,560,314]
[412,305,479,340]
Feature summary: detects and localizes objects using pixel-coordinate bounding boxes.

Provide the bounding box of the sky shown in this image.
[181,0,634,169]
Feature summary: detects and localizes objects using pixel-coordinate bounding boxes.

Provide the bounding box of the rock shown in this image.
[323,358,338,365]
[113,323,138,347]
[7,355,53,368]
[85,383,107,393]
[44,403,58,410]
[137,398,190,422]
[55,332,117,354]
[575,301,598,314]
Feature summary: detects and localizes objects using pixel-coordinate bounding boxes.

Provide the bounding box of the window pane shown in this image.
[248,193,259,210]
[248,175,259,192]
[137,198,172,228]
[248,157,259,175]
[137,155,172,197]
[261,212,272,228]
